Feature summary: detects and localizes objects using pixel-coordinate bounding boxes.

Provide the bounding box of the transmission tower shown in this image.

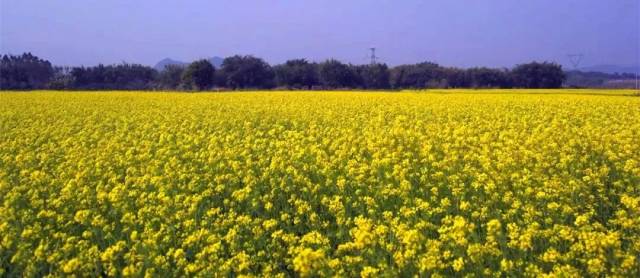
[369,47,379,65]
[567,54,584,70]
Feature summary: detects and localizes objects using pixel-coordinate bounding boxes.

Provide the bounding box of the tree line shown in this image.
[1,52,566,90]
[564,70,637,89]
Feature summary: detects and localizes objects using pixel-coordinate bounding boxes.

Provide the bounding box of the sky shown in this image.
[1,0,638,69]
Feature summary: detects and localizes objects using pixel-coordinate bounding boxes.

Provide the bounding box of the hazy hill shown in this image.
[153,58,187,71]
[154,57,224,71]
[565,70,637,89]
[578,64,639,75]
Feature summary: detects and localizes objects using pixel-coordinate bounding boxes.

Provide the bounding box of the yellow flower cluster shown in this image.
[1,90,639,276]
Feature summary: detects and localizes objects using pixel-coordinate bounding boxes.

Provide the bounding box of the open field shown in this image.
[1,90,639,276]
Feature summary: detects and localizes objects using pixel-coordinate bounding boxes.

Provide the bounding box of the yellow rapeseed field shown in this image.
[1,90,639,277]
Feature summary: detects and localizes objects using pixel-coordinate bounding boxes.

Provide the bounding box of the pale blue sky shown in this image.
[1,0,638,68]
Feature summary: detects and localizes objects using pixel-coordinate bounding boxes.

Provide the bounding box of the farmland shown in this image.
[1,90,639,276]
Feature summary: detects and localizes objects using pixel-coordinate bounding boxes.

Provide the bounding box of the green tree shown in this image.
[511,62,565,88]
[182,59,215,90]
[318,59,359,89]
[0,53,54,90]
[219,55,275,89]
[467,67,512,88]
[273,59,318,89]
[355,63,390,89]
[390,62,442,89]
[70,63,157,90]
[47,66,74,89]
[156,64,185,90]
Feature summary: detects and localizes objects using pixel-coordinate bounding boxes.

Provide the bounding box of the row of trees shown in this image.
[1,53,566,90]
[0,53,54,90]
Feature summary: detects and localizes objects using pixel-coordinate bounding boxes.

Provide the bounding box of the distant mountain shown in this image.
[154,57,224,71]
[154,58,187,71]
[578,64,639,75]
[208,57,224,68]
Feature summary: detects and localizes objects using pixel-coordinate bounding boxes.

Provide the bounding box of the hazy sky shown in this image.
[1,0,638,68]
